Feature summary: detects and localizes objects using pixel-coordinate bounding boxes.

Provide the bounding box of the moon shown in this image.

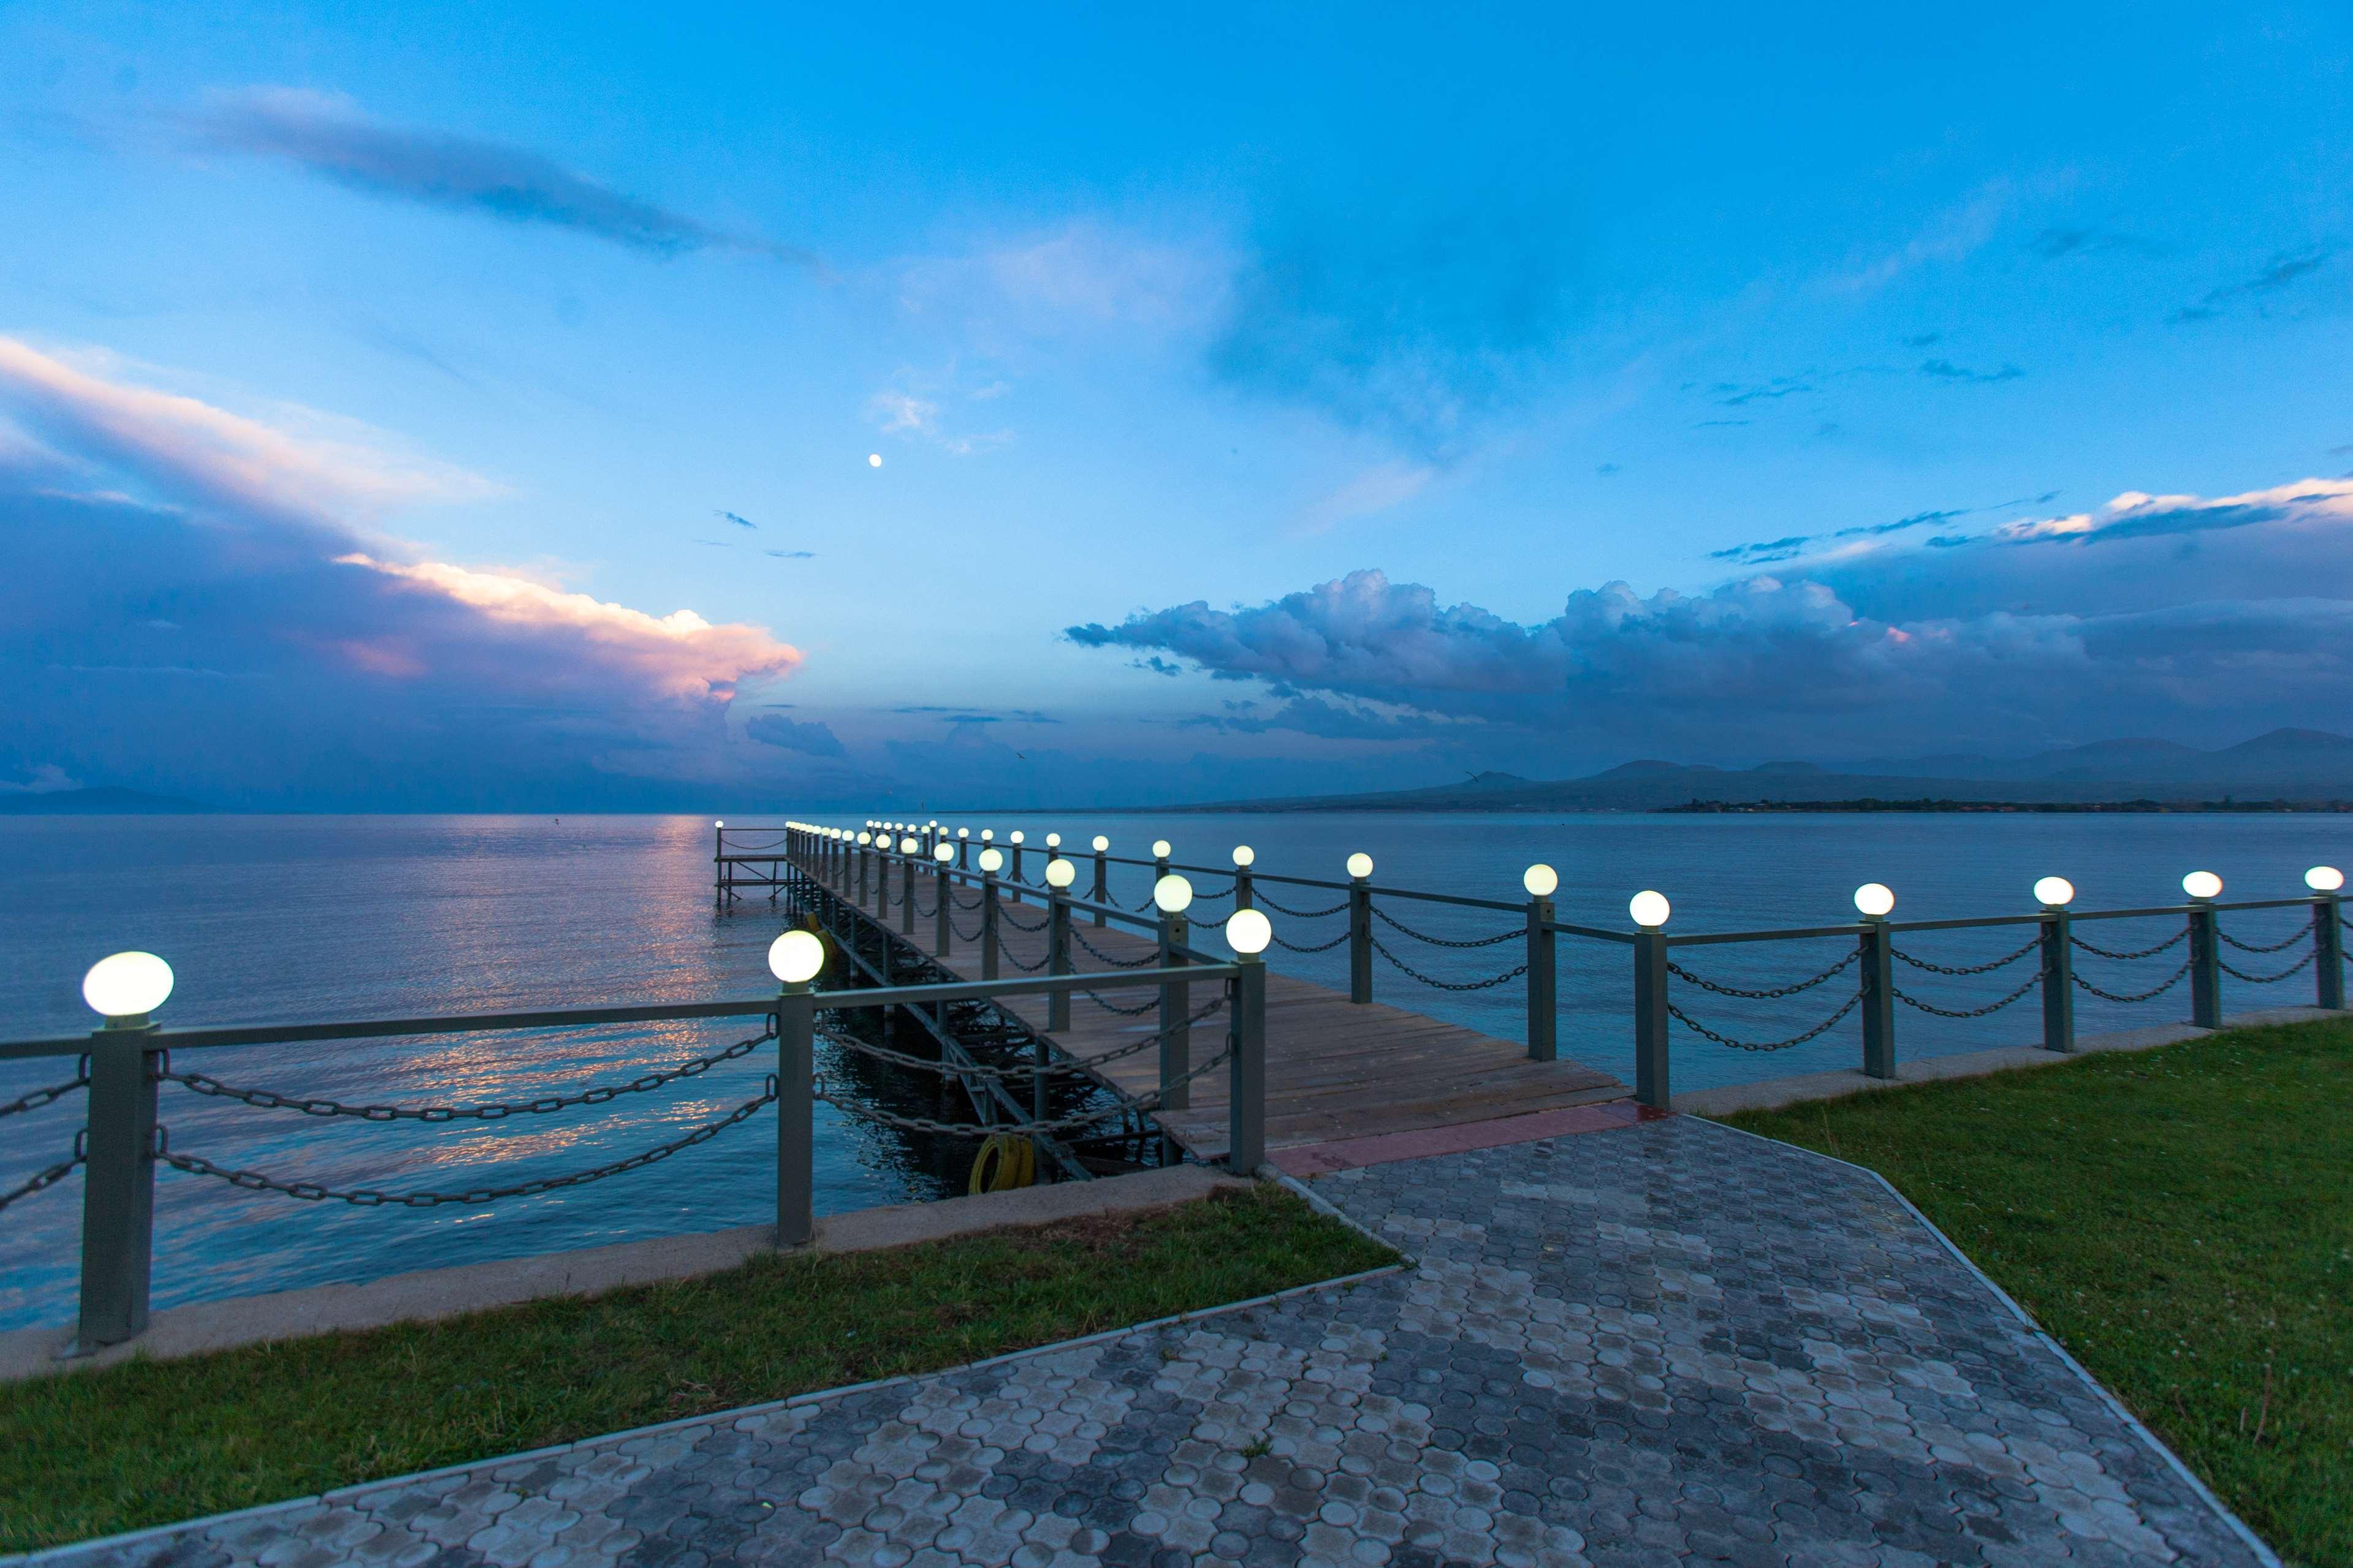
[867,453,883,468]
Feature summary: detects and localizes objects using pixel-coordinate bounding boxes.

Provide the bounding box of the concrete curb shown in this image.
[1,1164,1245,1382]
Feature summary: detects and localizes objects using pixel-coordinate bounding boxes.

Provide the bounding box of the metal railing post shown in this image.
[1009,843,1024,904]
[713,822,724,907]
[1159,912,1190,1114]
[1154,849,1170,886]
[1047,893,1072,1032]
[1525,896,1556,1061]
[900,856,916,936]
[775,986,814,1249]
[1348,877,1372,1004]
[2317,893,2344,1010]
[935,864,951,955]
[1229,960,1266,1173]
[1860,918,1895,1079]
[1235,868,1253,911]
[74,1020,159,1352]
[1092,849,1109,927]
[982,872,1002,980]
[1632,930,1670,1107]
[2188,900,2221,1027]
[855,844,868,904]
[2040,906,2075,1051]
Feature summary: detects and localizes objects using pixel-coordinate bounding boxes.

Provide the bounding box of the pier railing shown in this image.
[0,928,1261,1358]
[749,820,2348,1110]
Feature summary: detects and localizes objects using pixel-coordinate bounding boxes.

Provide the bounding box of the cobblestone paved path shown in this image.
[32,1118,2269,1568]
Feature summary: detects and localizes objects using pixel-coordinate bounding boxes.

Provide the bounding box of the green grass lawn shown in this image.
[0,1184,1393,1553]
[1719,1017,2353,1568]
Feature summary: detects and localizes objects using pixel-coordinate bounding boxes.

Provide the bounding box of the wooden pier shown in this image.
[795,855,1629,1164]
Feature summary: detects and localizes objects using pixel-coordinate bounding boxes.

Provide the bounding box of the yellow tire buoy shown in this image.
[968,1132,1036,1194]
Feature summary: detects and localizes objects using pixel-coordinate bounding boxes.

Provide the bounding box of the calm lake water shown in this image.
[2,809,2343,1330]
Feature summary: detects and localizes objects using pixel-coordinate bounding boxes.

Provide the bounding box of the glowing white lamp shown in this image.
[1232,845,1255,868]
[1523,864,1559,898]
[934,843,954,863]
[981,829,994,842]
[1046,833,1061,849]
[2034,876,2075,907]
[2305,866,2343,893]
[1092,835,1109,852]
[769,930,824,985]
[900,836,919,854]
[1629,891,1670,930]
[1226,907,1272,955]
[1347,852,1374,880]
[979,847,1004,873]
[957,827,969,839]
[1046,857,1076,888]
[1854,883,1895,918]
[83,952,173,1020]
[856,831,871,845]
[1154,874,1194,913]
[1010,831,1025,844]
[1152,839,1173,858]
[714,819,725,828]
[2183,871,2222,900]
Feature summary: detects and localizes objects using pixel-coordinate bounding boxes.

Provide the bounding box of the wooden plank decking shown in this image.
[809,868,1628,1161]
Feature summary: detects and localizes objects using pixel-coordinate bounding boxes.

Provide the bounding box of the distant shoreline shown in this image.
[1656,797,2353,814]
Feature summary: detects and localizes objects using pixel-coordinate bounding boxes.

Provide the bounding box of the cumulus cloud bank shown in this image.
[0,336,804,808]
[186,88,815,267]
[1066,472,2353,762]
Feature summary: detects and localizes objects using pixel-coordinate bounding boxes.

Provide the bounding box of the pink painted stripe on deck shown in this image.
[1271,1099,1670,1178]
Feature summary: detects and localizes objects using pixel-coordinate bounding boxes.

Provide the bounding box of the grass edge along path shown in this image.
[0,1183,1395,1555]
[1717,1017,2352,1568]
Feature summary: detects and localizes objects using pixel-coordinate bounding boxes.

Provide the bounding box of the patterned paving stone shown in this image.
[18,1119,2271,1567]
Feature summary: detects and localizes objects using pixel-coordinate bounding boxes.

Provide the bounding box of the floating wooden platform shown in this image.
[807,870,1629,1162]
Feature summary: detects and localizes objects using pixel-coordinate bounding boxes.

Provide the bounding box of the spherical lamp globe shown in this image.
[1046,857,1076,889]
[979,848,1004,873]
[83,952,173,1019]
[2305,866,2343,893]
[1154,874,1193,914]
[1347,852,1374,880]
[1628,891,1670,930]
[1853,883,1896,918]
[2034,876,2075,907]
[2183,871,2223,901]
[1009,831,1024,844]
[934,843,954,863]
[1226,907,1272,955]
[767,930,824,986]
[1152,839,1173,858]
[1523,863,1559,898]
[1231,845,1255,868]
[1092,835,1109,852]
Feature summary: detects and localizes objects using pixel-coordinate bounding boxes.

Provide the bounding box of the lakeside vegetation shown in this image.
[0,1185,1393,1553]
[1718,1017,2353,1567]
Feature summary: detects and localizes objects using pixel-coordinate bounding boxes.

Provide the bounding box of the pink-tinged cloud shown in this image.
[1990,477,2353,545]
[335,555,801,699]
[0,335,492,529]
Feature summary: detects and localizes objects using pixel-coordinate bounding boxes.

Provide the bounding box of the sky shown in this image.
[3,2,2351,810]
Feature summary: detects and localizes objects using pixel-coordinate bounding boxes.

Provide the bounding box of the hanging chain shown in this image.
[1,1060,89,1119]
[1669,949,1857,999]
[1369,936,1529,991]
[1250,890,1350,920]
[157,1085,778,1208]
[2220,949,2317,985]
[1669,992,1861,1052]
[1082,988,1161,1016]
[2218,917,2315,954]
[158,1026,776,1122]
[2072,959,2192,1004]
[1891,936,2042,976]
[1272,928,1353,954]
[1071,927,1160,967]
[2072,928,2186,961]
[1893,968,2047,1018]
[999,907,1050,934]
[1372,904,1521,949]
[0,1146,85,1213]
[815,1032,1236,1136]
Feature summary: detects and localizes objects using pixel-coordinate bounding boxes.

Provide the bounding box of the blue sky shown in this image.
[3,2,2350,808]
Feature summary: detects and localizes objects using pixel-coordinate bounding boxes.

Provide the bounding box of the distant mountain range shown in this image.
[1165,728,2353,813]
[0,787,216,815]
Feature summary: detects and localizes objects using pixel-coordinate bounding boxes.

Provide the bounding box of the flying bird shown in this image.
[716,509,758,530]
